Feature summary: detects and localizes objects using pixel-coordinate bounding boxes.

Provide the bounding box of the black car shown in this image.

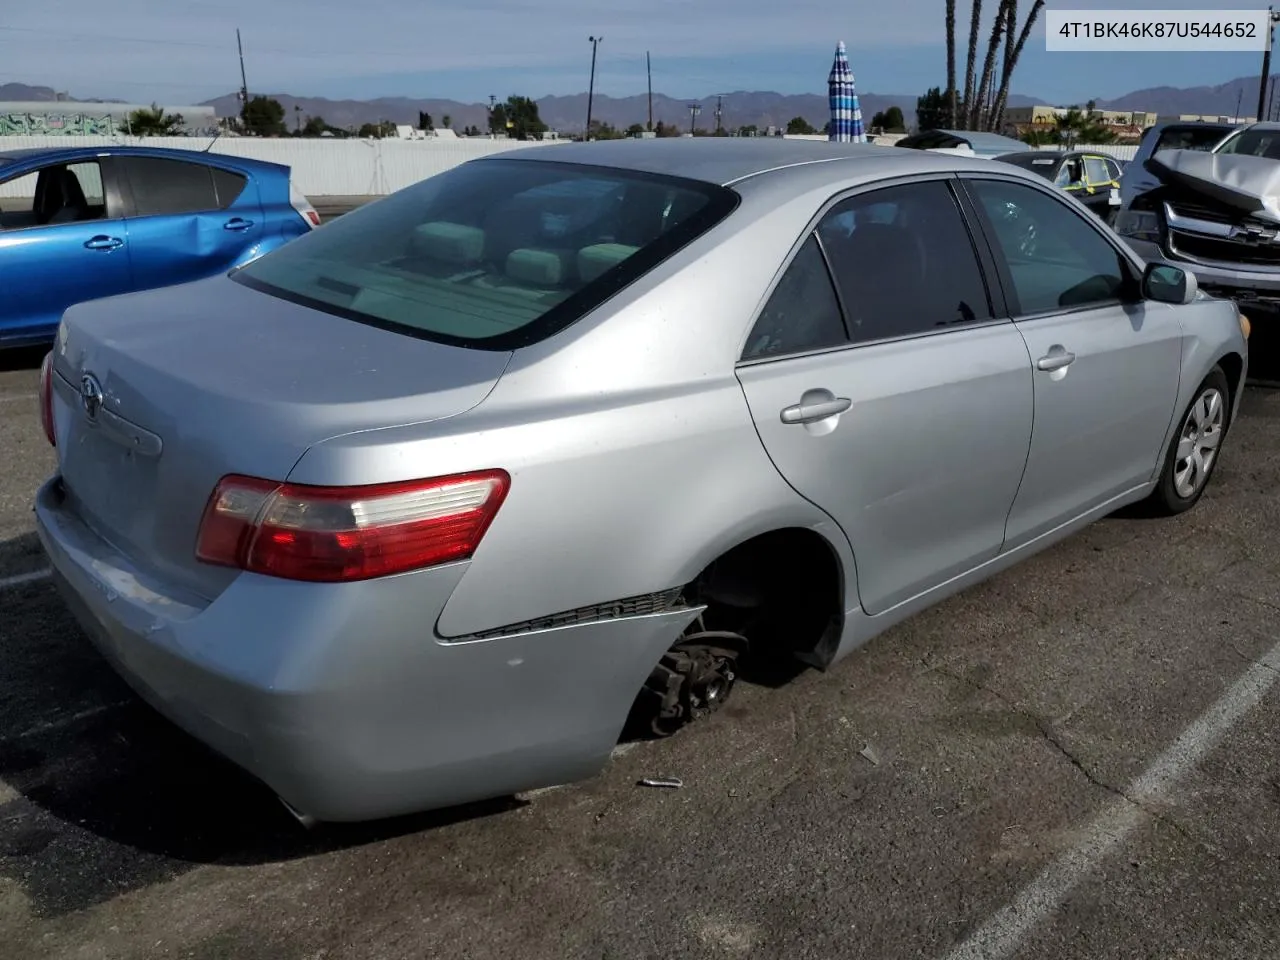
[995,150,1125,223]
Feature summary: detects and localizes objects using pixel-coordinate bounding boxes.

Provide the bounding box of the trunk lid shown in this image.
[50,274,511,601]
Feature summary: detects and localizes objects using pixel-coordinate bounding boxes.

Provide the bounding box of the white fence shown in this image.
[0,135,568,198]
[1033,142,1139,161]
[0,134,1141,201]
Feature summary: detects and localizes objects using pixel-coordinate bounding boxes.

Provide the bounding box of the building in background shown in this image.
[0,101,219,136]
[1002,104,1158,143]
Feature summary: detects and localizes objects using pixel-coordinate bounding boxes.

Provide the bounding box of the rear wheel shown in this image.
[1147,366,1230,515]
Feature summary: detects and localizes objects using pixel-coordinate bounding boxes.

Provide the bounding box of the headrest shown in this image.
[578,243,639,283]
[505,248,575,287]
[409,221,485,265]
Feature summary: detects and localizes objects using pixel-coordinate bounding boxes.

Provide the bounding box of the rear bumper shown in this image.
[34,475,696,822]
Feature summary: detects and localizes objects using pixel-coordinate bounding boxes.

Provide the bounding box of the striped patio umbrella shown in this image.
[827,41,865,143]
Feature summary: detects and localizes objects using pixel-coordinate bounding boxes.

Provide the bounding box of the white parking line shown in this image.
[943,639,1280,960]
[0,393,36,403]
[0,568,51,590]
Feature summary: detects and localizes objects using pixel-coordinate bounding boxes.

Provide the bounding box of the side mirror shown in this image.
[1142,261,1198,305]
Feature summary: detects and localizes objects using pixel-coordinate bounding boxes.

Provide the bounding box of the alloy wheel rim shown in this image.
[1173,387,1224,499]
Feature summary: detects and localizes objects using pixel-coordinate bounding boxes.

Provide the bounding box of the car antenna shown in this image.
[201,127,223,153]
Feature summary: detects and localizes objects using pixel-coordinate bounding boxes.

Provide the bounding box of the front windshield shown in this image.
[234,158,738,350]
[1153,125,1235,154]
[1215,129,1280,159]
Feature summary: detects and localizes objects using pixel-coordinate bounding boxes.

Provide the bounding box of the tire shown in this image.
[1146,366,1231,516]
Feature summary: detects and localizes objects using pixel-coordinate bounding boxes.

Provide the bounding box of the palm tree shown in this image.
[962,0,984,129]
[990,0,1046,132]
[971,3,1007,129]
[946,0,958,127]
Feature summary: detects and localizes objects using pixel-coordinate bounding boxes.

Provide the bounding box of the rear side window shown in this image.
[817,180,993,344]
[742,236,847,360]
[1215,128,1280,159]
[123,157,239,216]
[233,158,739,350]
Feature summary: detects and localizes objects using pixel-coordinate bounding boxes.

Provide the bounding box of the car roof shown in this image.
[0,144,287,174]
[482,137,995,188]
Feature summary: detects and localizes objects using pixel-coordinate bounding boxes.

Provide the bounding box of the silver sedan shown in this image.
[34,139,1249,824]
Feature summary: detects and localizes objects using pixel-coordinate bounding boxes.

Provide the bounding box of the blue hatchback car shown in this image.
[0,145,320,348]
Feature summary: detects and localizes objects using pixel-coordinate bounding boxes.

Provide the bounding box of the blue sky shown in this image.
[0,0,1268,106]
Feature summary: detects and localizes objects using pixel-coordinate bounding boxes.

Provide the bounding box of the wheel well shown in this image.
[1217,351,1245,424]
[681,528,845,676]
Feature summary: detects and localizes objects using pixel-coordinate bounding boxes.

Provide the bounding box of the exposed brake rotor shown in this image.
[641,630,746,738]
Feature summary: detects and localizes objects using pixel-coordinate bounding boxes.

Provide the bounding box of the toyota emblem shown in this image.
[79,373,103,422]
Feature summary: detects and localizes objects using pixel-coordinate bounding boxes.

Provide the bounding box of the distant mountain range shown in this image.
[4,74,1278,134]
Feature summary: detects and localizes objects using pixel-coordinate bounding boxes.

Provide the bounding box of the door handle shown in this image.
[223,218,254,231]
[1036,350,1076,372]
[780,395,852,425]
[84,235,123,250]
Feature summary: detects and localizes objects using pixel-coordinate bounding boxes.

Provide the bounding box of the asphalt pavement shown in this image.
[1,344,1278,960]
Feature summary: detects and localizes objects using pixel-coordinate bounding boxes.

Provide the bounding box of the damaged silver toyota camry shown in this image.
[34,139,1249,824]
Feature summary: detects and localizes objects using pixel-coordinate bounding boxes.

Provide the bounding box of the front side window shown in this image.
[0,160,107,230]
[967,178,1136,315]
[818,180,993,344]
[234,158,738,349]
[741,236,847,360]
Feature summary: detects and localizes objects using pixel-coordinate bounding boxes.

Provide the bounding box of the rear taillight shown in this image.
[195,470,510,582]
[288,181,321,228]
[39,351,55,447]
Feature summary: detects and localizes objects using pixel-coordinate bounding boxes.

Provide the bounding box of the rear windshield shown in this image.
[233,158,738,350]
[997,153,1061,179]
[1151,125,1235,154]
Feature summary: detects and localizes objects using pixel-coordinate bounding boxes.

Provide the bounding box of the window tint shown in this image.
[742,236,847,360]
[1084,156,1110,184]
[234,159,738,349]
[817,180,992,344]
[0,160,108,230]
[968,178,1134,315]
[125,157,220,215]
[1104,158,1122,181]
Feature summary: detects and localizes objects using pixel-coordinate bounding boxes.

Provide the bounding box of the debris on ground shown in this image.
[637,777,683,789]
[859,744,881,766]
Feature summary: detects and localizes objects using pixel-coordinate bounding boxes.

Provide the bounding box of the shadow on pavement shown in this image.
[0,346,47,374]
[0,531,524,919]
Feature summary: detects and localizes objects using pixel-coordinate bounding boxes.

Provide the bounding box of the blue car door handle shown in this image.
[223,218,254,231]
[84,235,124,251]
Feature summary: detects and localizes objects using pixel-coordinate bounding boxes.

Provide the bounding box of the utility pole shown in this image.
[1258,8,1279,121]
[1236,89,1244,122]
[236,28,250,133]
[715,95,723,134]
[586,36,602,139]
[646,51,653,131]
[488,94,496,137]
[688,102,701,135]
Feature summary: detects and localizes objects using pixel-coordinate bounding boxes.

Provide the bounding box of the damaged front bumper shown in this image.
[1118,149,1280,314]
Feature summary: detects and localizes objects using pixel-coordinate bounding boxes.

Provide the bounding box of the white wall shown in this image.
[0,135,569,198]
[1033,143,1140,161]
